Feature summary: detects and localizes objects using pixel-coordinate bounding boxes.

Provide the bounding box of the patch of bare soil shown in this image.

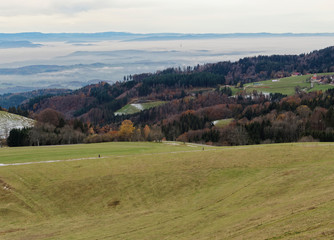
[0,178,13,191]
[108,200,120,208]
[0,228,25,236]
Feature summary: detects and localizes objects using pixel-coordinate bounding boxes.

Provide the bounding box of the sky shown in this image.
[0,0,333,33]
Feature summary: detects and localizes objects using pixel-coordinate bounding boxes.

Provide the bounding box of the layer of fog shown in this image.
[0,36,333,94]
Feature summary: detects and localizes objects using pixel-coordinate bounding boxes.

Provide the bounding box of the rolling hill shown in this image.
[0,142,333,239]
[0,111,34,138]
[24,46,334,124]
[2,45,332,147]
[0,88,72,109]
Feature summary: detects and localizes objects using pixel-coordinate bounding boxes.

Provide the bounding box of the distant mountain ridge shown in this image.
[0,40,42,48]
[0,32,333,42]
[0,63,107,75]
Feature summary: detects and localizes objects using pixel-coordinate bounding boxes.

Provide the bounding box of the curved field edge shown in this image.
[0,142,334,239]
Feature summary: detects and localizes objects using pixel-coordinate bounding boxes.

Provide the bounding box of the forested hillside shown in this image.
[0,88,72,109]
[201,46,334,84]
[5,46,334,146]
[23,46,334,122]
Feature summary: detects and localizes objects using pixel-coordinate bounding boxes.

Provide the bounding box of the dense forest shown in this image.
[4,46,334,146]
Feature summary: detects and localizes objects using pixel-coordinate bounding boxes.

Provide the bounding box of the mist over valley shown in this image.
[1,34,334,94]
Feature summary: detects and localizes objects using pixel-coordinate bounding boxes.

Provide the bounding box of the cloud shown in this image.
[0,0,332,33]
[0,0,157,16]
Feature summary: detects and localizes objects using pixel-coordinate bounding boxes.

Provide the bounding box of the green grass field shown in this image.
[245,73,334,95]
[1,142,334,239]
[229,86,241,95]
[0,141,202,164]
[213,118,234,128]
[114,101,166,115]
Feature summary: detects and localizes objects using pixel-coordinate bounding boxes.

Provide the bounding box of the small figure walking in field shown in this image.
[98,154,100,158]
[202,147,204,151]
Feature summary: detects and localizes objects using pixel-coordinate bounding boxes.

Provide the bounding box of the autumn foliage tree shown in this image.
[36,108,65,127]
[118,120,135,141]
[143,125,150,140]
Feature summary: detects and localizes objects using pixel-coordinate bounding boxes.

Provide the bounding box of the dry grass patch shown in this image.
[0,142,334,239]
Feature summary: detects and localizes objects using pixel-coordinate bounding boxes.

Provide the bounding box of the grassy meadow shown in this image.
[245,73,334,95]
[114,101,166,115]
[213,118,234,128]
[0,141,204,164]
[1,142,334,239]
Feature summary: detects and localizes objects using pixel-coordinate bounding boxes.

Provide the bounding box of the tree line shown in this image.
[7,88,334,147]
[6,107,163,147]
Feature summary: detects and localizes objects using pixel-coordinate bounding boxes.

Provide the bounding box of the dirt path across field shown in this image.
[0,143,217,167]
[2,142,332,167]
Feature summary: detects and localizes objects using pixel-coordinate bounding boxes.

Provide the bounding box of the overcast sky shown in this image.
[0,0,333,33]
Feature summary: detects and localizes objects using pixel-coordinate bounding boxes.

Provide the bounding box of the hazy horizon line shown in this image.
[1,31,334,35]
